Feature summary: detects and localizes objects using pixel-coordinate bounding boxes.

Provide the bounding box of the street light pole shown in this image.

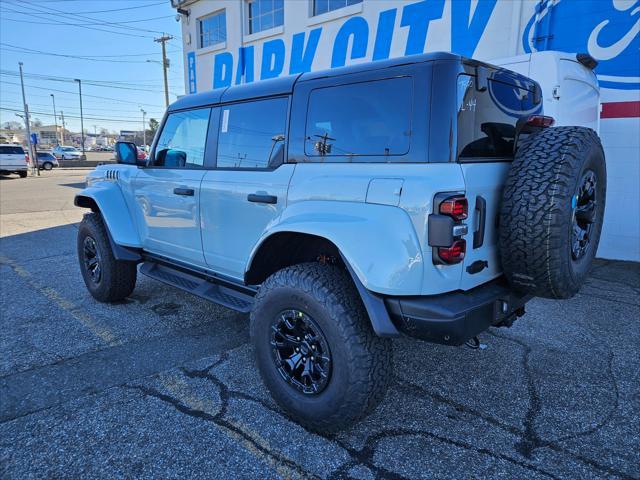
[50,94,59,146]
[140,108,146,147]
[74,79,86,158]
[60,111,66,145]
[18,62,38,176]
[154,34,173,108]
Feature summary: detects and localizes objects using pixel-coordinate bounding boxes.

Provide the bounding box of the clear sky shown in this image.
[0,0,185,134]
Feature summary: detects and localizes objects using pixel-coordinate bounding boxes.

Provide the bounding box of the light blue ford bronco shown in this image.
[75,53,606,432]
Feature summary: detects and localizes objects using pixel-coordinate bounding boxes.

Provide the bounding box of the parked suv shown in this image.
[0,144,29,178]
[74,52,606,432]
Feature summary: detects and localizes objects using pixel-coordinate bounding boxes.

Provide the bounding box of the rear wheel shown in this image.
[77,212,137,302]
[250,263,392,433]
[499,127,606,299]
[18,171,27,178]
[42,162,53,171]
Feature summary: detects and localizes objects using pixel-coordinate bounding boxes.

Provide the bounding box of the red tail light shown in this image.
[24,153,29,164]
[438,239,466,264]
[439,196,468,221]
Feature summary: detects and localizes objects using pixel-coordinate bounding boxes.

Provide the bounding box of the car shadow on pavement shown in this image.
[1,223,638,479]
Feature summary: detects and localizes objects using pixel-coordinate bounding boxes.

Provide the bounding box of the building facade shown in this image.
[171,0,640,261]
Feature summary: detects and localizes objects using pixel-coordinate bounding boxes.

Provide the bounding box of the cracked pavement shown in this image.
[1,170,639,479]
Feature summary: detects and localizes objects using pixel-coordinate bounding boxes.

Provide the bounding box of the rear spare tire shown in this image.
[499,127,606,299]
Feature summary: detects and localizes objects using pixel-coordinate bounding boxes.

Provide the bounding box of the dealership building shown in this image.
[171,0,639,261]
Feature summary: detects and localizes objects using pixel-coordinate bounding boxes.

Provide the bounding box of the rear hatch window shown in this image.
[0,146,25,154]
[457,70,541,161]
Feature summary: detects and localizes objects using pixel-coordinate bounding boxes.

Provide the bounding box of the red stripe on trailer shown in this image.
[600,101,640,119]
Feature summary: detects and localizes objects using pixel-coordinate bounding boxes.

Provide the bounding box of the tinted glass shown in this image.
[305,77,412,159]
[0,146,24,154]
[457,73,540,160]
[37,152,55,159]
[217,97,288,169]
[155,108,211,168]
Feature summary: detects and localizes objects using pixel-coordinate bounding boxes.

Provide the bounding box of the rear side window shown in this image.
[304,77,412,160]
[0,146,24,154]
[216,97,288,169]
[457,73,540,161]
[155,108,211,168]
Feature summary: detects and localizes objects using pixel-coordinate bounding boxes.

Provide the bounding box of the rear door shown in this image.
[131,108,212,267]
[200,96,294,281]
[456,69,541,290]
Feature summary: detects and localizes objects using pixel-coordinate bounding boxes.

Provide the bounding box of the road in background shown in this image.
[1,170,638,479]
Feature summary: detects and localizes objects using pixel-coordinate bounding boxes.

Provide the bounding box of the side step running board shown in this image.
[140,261,254,313]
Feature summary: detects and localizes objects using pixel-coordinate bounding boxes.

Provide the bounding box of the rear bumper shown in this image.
[0,166,27,171]
[384,278,531,345]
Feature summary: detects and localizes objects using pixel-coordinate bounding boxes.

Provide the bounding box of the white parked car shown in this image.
[0,144,29,178]
[52,145,83,160]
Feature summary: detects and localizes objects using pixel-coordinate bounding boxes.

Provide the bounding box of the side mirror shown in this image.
[115,141,144,166]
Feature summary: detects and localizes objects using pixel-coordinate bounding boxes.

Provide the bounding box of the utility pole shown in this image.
[154,34,173,108]
[74,79,86,158]
[18,62,38,176]
[60,111,66,145]
[140,108,146,147]
[50,94,59,145]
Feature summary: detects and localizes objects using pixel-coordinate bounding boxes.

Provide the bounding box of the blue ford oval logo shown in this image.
[523,0,640,90]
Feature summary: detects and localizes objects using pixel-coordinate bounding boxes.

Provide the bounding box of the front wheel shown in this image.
[250,263,392,433]
[42,162,53,171]
[18,171,27,178]
[77,212,137,302]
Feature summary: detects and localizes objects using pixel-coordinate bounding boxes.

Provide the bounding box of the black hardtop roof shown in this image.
[167,51,535,111]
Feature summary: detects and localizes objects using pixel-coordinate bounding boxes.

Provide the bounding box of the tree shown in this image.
[2,121,23,130]
[148,118,159,138]
[99,128,109,136]
[32,118,43,127]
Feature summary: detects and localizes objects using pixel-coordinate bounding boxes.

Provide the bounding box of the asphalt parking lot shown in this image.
[1,169,639,479]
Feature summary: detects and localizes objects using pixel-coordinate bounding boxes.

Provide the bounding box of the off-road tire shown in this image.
[250,263,392,433]
[499,127,606,299]
[18,171,27,178]
[77,212,137,302]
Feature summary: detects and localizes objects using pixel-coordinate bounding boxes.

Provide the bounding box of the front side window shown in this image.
[305,77,412,160]
[217,97,288,169]
[154,108,211,168]
[313,0,362,16]
[199,10,226,48]
[247,0,284,34]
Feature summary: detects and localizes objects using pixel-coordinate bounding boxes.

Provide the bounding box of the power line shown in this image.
[0,14,176,27]
[0,1,166,15]
[0,42,180,58]
[0,70,181,95]
[0,80,167,108]
[1,3,158,39]
[15,0,182,38]
[0,106,146,124]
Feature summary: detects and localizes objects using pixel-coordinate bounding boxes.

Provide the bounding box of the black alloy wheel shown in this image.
[83,236,102,284]
[571,169,598,261]
[271,309,331,395]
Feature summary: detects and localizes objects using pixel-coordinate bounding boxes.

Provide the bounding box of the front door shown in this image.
[200,96,293,280]
[132,107,212,267]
